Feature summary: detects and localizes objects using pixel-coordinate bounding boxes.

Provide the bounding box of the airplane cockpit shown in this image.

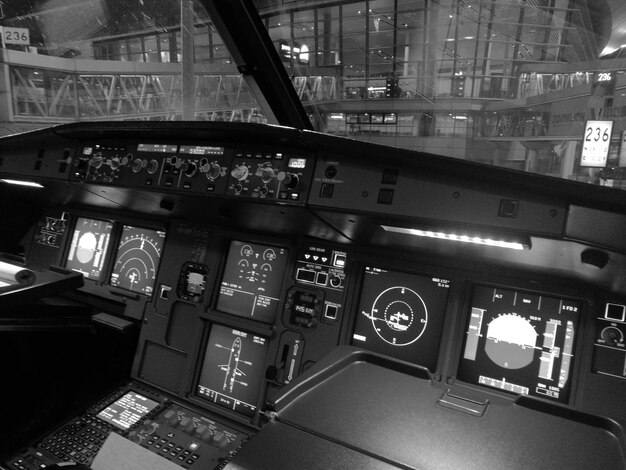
[0,1,625,469]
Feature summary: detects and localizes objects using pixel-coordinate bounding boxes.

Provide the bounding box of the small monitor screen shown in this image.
[458,285,580,404]
[96,392,158,430]
[66,217,114,281]
[196,325,269,417]
[110,225,166,297]
[217,240,288,323]
[351,267,451,370]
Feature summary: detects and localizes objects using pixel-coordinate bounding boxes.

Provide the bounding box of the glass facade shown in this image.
[255,0,626,187]
[0,0,625,187]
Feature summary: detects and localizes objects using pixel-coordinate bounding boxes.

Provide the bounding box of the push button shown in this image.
[377,188,394,204]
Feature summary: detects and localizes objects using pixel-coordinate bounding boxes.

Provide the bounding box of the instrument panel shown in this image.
[26,206,622,423]
[3,123,626,469]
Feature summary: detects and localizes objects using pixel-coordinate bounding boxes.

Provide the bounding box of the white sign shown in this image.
[1,27,30,46]
[581,120,613,168]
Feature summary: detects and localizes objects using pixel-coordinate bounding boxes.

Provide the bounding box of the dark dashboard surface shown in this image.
[0,121,625,469]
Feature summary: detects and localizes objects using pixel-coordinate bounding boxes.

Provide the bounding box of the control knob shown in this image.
[163,409,180,427]
[231,164,249,181]
[184,162,197,178]
[147,159,159,174]
[207,163,222,180]
[131,158,143,173]
[278,171,299,190]
[89,154,103,169]
[601,326,624,346]
[197,424,214,442]
[180,416,195,434]
[330,275,342,288]
[260,167,275,184]
[211,431,230,449]
[170,156,182,169]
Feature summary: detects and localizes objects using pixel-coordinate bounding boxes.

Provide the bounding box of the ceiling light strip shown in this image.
[381,225,527,250]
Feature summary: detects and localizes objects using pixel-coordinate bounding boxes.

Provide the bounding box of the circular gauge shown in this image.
[240,244,254,257]
[485,313,538,369]
[369,286,428,346]
[263,249,276,261]
[111,227,165,295]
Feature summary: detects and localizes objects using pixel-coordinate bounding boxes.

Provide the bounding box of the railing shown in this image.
[1,50,266,123]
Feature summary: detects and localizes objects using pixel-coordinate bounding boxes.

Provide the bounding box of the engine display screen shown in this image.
[109,225,166,297]
[96,392,158,430]
[458,285,580,404]
[66,217,113,281]
[351,267,451,370]
[196,324,269,417]
[217,240,288,323]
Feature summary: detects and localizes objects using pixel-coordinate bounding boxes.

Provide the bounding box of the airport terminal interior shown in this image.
[0,0,626,469]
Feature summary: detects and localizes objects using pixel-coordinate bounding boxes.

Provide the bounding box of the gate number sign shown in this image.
[581,120,613,168]
[1,27,30,46]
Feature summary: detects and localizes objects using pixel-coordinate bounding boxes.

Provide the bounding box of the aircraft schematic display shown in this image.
[197,325,269,417]
[458,285,580,403]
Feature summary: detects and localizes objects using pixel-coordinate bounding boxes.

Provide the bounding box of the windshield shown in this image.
[1,0,625,189]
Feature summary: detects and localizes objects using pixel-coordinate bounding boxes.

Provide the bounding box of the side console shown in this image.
[6,384,250,470]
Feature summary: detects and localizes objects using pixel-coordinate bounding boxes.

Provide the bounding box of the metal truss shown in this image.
[7,63,266,122]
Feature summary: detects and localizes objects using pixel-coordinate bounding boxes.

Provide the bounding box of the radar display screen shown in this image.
[351,267,451,370]
[217,240,288,323]
[66,217,113,281]
[96,391,158,430]
[458,285,580,404]
[109,225,166,297]
[196,324,269,417]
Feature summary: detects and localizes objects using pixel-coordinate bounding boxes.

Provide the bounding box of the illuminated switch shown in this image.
[316,272,328,286]
[296,268,316,283]
[381,169,398,185]
[324,304,338,320]
[498,199,519,218]
[332,252,346,267]
[377,188,394,204]
[160,285,171,300]
[319,183,334,198]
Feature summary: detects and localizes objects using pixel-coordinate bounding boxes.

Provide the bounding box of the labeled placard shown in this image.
[1,27,30,45]
[581,120,613,168]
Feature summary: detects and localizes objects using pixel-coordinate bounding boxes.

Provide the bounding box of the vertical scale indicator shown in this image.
[464,308,485,361]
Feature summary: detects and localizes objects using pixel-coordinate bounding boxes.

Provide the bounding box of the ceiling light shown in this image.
[381,225,529,250]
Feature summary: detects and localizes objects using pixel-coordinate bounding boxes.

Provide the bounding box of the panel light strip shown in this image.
[381,225,528,250]
[0,179,44,188]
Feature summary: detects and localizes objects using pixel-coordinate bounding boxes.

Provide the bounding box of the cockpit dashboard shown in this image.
[1,121,625,469]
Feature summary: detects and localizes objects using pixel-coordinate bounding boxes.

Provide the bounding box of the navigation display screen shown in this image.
[66,217,113,281]
[458,285,580,404]
[351,267,451,370]
[217,240,288,323]
[109,225,166,297]
[196,324,269,417]
[96,392,158,430]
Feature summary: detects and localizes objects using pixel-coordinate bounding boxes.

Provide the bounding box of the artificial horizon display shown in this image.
[458,285,580,404]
